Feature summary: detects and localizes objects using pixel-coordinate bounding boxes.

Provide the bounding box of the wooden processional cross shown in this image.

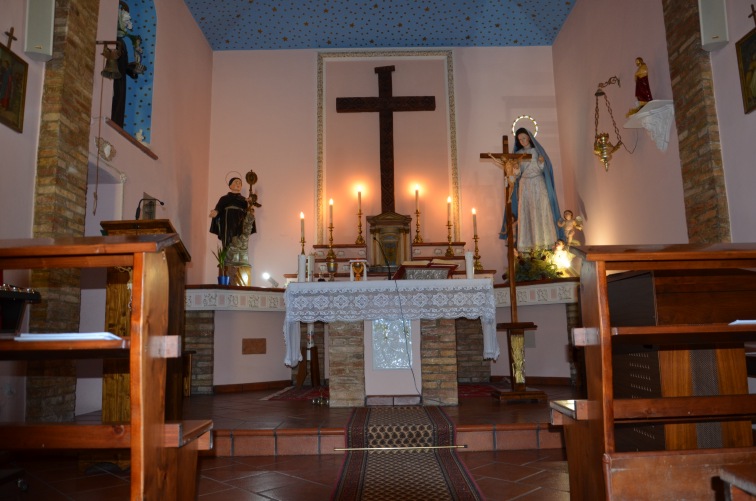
[336,65,436,213]
[480,136,545,402]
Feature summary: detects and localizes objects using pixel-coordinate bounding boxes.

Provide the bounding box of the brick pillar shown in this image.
[455,318,490,383]
[421,318,458,406]
[26,0,100,422]
[328,321,365,407]
[662,0,730,243]
[184,310,215,395]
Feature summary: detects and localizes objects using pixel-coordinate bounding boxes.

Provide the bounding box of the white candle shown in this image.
[297,254,306,282]
[465,251,474,279]
[447,196,452,224]
[329,198,334,226]
[472,208,478,237]
[415,187,419,212]
[300,212,305,241]
[307,254,314,281]
[357,191,361,213]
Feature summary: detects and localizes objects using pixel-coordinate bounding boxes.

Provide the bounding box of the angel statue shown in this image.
[557,209,584,248]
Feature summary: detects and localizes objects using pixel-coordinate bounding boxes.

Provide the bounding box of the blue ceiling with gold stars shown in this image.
[182,1,575,51]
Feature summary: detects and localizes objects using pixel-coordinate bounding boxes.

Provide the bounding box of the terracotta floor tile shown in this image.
[8,384,575,500]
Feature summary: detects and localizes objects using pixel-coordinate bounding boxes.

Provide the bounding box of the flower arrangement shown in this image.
[512,248,562,283]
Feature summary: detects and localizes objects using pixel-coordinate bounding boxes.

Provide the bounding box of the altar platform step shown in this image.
[177,383,577,457]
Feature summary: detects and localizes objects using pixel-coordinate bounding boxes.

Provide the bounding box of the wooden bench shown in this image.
[552,244,756,500]
[0,235,213,500]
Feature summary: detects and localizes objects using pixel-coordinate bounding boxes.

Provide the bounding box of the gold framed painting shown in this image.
[0,43,28,133]
[736,26,756,114]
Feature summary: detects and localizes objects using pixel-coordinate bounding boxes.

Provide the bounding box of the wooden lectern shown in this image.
[100,220,191,423]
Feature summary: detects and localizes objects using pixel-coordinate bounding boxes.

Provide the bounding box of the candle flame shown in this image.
[300,212,304,219]
[472,208,476,215]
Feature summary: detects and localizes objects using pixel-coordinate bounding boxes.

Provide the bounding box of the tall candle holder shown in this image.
[355,209,365,245]
[473,234,483,271]
[413,209,423,244]
[300,235,306,255]
[445,221,454,257]
[327,221,336,261]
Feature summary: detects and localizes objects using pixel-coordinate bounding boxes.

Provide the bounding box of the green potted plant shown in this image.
[212,245,230,285]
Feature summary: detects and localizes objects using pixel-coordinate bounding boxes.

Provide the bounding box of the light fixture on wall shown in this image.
[593,76,624,171]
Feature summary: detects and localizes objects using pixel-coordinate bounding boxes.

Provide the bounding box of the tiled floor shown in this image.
[0,384,578,500]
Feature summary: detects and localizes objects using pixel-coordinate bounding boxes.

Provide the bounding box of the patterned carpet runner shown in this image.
[264,383,504,401]
[331,406,484,500]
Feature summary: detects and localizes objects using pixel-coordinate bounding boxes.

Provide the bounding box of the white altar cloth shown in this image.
[283,278,498,366]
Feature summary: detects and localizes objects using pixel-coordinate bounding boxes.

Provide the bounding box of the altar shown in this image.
[283,279,497,407]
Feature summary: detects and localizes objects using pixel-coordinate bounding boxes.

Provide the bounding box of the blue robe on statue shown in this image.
[499,129,564,251]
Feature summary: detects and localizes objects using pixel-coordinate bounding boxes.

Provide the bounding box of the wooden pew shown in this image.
[551,244,756,500]
[0,235,212,500]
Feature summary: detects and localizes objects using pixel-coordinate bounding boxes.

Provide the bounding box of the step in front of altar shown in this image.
[207,421,564,457]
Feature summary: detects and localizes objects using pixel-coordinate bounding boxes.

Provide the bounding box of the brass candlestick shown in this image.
[413,209,423,244]
[300,236,305,255]
[473,234,483,271]
[445,221,454,257]
[327,222,336,261]
[355,210,365,245]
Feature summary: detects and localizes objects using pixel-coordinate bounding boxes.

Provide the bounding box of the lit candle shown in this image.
[447,196,452,224]
[415,186,419,212]
[472,208,478,237]
[357,191,361,213]
[300,212,305,240]
[329,198,334,227]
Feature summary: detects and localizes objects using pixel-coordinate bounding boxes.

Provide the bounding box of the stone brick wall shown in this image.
[662,0,730,243]
[26,0,99,422]
[327,321,365,407]
[455,318,490,383]
[184,310,215,394]
[421,319,458,406]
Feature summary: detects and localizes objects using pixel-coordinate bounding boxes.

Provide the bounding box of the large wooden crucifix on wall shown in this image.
[336,65,436,214]
[481,136,546,403]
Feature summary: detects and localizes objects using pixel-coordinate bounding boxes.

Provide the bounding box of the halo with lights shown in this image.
[512,115,538,137]
[224,171,243,187]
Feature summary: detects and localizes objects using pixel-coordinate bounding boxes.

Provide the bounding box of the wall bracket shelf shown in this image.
[624,100,674,151]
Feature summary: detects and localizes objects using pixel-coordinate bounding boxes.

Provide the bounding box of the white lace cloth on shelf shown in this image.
[283,278,498,366]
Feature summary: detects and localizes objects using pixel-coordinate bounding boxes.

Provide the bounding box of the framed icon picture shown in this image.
[736,27,756,114]
[0,43,28,133]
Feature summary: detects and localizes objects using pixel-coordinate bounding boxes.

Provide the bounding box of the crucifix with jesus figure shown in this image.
[480,135,546,403]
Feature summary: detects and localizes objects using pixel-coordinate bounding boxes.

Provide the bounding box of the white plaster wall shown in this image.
[711,1,756,242]
[553,0,688,246]
[0,0,45,422]
[492,303,571,379]
[206,47,560,287]
[213,311,291,385]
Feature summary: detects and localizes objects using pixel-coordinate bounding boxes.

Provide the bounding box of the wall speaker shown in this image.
[24,0,55,62]
[698,0,729,52]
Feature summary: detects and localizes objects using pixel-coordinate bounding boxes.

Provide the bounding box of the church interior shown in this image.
[1,0,756,499]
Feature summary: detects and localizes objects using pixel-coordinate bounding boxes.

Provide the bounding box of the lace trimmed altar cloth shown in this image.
[283,278,498,366]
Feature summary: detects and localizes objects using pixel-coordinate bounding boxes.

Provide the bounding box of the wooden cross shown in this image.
[4,27,17,50]
[337,66,436,214]
[750,4,756,28]
[479,135,531,323]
